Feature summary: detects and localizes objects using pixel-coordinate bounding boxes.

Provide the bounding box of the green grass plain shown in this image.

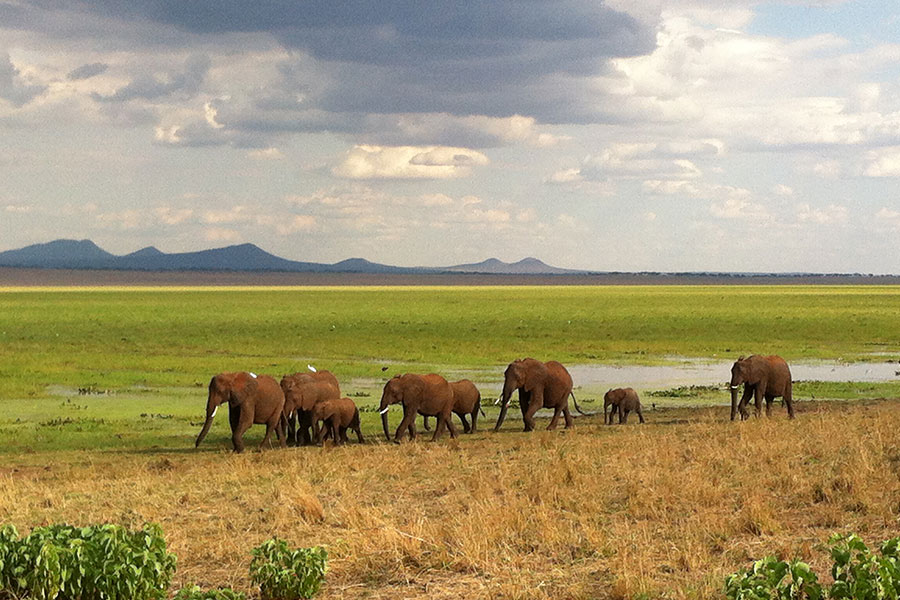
[1,285,899,454]
[3,285,900,598]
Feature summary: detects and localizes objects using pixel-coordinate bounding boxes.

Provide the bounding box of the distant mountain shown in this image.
[0,239,574,275]
[0,239,117,269]
[443,257,580,274]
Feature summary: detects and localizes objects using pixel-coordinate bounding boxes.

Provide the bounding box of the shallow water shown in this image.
[568,359,900,393]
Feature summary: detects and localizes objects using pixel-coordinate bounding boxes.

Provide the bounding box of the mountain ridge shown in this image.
[0,239,581,275]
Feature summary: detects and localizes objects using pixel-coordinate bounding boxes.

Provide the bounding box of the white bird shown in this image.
[308,364,317,373]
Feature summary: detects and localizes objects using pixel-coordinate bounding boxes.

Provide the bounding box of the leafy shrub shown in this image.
[829,534,900,600]
[0,522,176,600]
[173,584,247,600]
[724,534,900,600]
[249,538,328,600]
[724,556,821,600]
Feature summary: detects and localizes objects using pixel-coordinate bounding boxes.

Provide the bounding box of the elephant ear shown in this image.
[230,373,259,406]
[523,361,548,392]
[737,355,745,362]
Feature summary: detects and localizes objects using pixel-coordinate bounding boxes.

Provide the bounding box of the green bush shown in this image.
[249,538,328,600]
[725,534,900,600]
[0,522,176,600]
[172,584,247,600]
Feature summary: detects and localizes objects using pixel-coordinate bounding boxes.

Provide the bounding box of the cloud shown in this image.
[93,54,210,102]
[709,196,770,220]
[66,62,109,81]
[203,227,241,242]
[154,206,194,225]
[0,53,46,107]
[247,147,284,160]
[796,203,848,224]
[275,215,317,235]
[863,147,900,177]
[332,145,489,179]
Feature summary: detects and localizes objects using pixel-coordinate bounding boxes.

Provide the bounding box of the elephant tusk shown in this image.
[730,385,740,390]
[211,406,218,418]
[379,406,390,415]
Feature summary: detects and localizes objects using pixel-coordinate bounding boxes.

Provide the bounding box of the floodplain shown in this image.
[1,285,899,598]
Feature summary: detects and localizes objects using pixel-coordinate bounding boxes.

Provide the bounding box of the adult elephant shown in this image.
[379,373,458,442]
[280,370,340,445]
[494,358,585,432]
[603,387,645,424]
[195,372,286,453]
[421,379,484,434]
[311,397,364,446]
[730,355,795,420]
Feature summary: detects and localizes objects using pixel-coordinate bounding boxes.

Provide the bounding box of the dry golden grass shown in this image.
[3,400,900,599]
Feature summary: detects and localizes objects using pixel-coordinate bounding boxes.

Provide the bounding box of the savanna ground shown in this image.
[1,285,900,599]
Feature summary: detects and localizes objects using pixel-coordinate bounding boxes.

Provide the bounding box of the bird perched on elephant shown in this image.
[494,358,585,432]
[379,373,458,442]
[603,387,645,424]
[730,355,795,420]
[195,372,286,453]
[421,378,484,434]
[280,370,340,445]
[311,397,363,446]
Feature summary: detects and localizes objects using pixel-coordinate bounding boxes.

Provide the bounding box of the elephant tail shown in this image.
[570,391,588,416]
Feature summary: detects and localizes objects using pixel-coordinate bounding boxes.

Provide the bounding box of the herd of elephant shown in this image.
[194,354,795,453]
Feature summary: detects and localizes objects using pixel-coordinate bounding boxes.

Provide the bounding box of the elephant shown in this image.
[379,373,458,442]
[195,372,286,453]
[730,354,795,420]
[311,397,364,446]
[280,371,340,445]
[494,358,586,432]
[603,387,645,424]
[421,379,485,433]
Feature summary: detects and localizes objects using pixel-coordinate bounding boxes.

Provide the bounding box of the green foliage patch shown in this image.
[725,534,900,600]
[250,538,328,600]
[0,522,176,600]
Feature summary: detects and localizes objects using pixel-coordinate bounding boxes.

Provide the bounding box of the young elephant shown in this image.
[421,378,484,433]
[603,387,645,424]
[311,397,363,446]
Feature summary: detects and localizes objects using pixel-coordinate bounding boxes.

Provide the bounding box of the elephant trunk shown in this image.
[730,386,739,421]
[195,403,218,447]
[381,409,391,441]
[493,383,513,432]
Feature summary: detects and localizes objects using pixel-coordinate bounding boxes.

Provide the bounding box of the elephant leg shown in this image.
[469,408,478,433]
[753,385,765,418]
[315,420,328,446]
[394,405,416,443]
[547,406,562,430]
[764,395,773,417]
[622,408,630,424]
[431,414,446,441]
[339,425,349,445]
[229,404,241,435]
[422,415,431,431]
[458,412,471,434]
[739,387,752,420]
[259,422,276,450]
[784,384,795,419]
[274,416,286,448]
[298,411,312,446]
[523,400,541,432]
[637,408,645,423]
[562,406,574,428]
[232,407,254,453]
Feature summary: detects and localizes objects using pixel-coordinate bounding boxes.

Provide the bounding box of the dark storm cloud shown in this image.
[92,54,210,102]
[28,1,655,124]
[0,53,46,107]
[66,62,108,80]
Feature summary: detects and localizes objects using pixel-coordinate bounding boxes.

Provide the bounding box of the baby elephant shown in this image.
[603,387,645,425]
[311,397,364,446]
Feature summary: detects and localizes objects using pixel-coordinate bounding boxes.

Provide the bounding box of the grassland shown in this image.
[1,285,900,599]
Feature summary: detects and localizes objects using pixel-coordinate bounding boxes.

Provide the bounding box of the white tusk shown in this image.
[379,406,391,415]
[211,406,218,418]
[307,364,317,373]
[730,385,740,390]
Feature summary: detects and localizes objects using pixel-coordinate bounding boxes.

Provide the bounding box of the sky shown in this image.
[1,0,899,273]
